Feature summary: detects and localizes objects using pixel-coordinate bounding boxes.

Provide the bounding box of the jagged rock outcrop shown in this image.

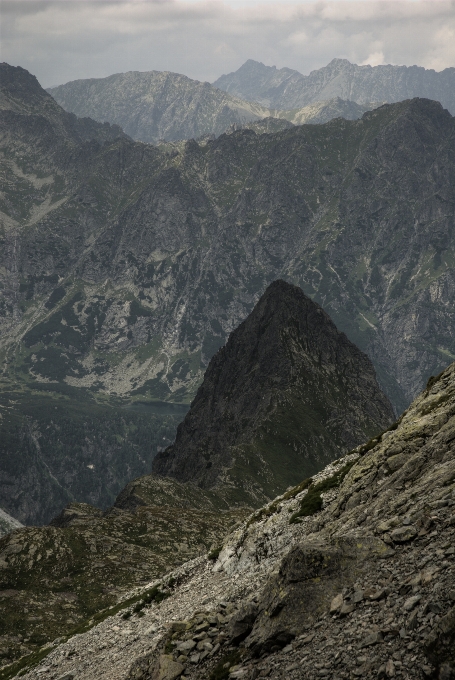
[153,280,394,504]
[12,360,455,680]
[214,58,455,113]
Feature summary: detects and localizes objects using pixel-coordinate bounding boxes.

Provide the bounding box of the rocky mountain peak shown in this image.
[153,280,394,504]
[0,62,61,115]
[1,61,128,149]
[214,57,455,112]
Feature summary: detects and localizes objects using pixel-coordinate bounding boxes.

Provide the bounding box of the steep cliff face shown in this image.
[2,64,455,524]
[153,280,394,504]
[0,384,183,525]
[214,58,455,113]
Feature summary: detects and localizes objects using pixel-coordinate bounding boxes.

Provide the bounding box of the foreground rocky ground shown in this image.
[7,361,455,680]
[0,479,247,669]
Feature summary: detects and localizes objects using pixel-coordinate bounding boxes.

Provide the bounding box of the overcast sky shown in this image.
[1,0,454,88]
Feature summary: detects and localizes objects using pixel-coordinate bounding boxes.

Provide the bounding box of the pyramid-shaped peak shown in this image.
[255,278,324,309]
[153,281,394,504]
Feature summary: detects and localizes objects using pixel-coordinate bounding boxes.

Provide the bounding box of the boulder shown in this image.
[226,603,259,644]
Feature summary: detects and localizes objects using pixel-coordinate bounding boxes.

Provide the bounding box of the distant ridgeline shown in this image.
[47,69,379,144]
[214,58,455,112]
[48,59,455,144]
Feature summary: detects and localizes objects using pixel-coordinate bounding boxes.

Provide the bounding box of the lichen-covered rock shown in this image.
[152,655,184,680]
[389,525,418,543]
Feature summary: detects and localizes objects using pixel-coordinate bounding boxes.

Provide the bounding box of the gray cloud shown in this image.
[2,1,454,89]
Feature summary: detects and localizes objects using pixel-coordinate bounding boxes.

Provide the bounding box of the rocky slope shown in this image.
[47,71,271,144]
[2,63,455,522]
[9,359,455,680]
[214,58,455,113]
[153,280,394,505]
[0,477,248,670]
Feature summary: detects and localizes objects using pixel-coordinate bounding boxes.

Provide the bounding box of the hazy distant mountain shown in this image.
[47,70,271,144]
[47,70,383,144]
[214,58,455,113]
[278,97,375,125]
[222,99,375,136]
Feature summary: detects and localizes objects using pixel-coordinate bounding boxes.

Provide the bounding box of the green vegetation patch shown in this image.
[0,582,172,680]
[208,546,222,561]
[355,418,403,457]
[0,646,53,680]
[425,370,446,392]
[247,477,314,528]
[290,461,357,524]
[132,584,171,614]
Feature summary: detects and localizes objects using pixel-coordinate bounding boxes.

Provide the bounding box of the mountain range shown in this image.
[214,58,455,113]
[47,59,455,145]
[2,62,455,525]
[47,69,378,144]
[1,57,455,678]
